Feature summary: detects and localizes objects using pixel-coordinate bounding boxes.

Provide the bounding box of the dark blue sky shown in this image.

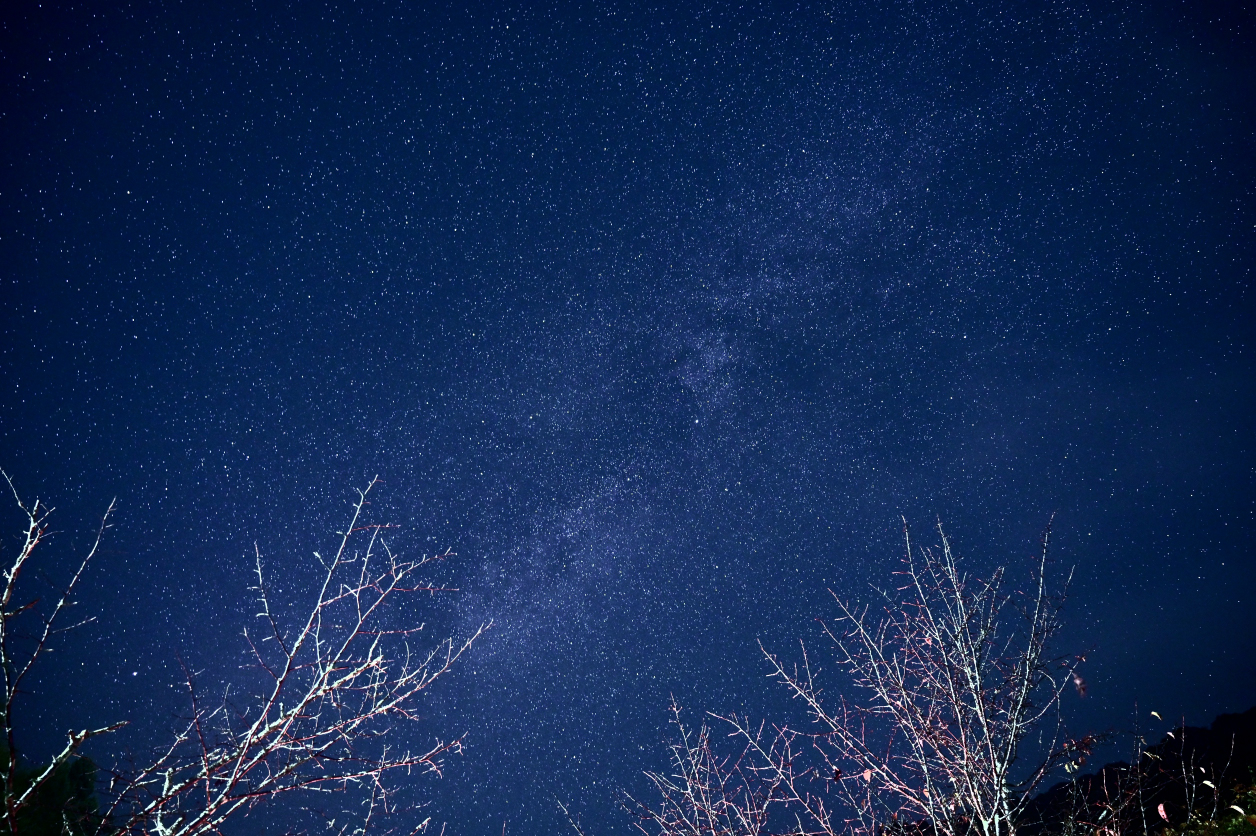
[2,1,1253,833]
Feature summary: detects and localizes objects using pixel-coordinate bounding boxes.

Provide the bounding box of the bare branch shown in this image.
[0,471,480,836]
[0,469,125,834]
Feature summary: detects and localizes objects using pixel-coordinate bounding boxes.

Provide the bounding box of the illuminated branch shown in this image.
[0,470,481,835]
[628,698,789,836]
[104,477,487,836]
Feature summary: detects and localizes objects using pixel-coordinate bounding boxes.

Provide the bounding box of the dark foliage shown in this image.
[1024,707,1256,836]
[0,748,105,836]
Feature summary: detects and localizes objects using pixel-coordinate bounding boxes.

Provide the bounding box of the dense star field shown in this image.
[1,1,1253,833]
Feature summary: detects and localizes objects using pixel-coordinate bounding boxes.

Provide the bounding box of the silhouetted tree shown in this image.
[1023,706,1256,836]
[0,745,104,836]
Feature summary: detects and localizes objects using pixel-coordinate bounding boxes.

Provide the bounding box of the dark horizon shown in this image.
[2,1,1253,833]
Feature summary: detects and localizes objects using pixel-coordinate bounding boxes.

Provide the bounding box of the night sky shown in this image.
[2,1,1254,833]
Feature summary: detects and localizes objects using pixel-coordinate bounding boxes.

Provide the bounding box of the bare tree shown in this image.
[631,519,1092,836]
[1,472,484,835]
[745,518,1092,836]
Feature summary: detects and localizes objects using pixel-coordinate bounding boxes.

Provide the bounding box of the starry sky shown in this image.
[1,1,1254,833]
